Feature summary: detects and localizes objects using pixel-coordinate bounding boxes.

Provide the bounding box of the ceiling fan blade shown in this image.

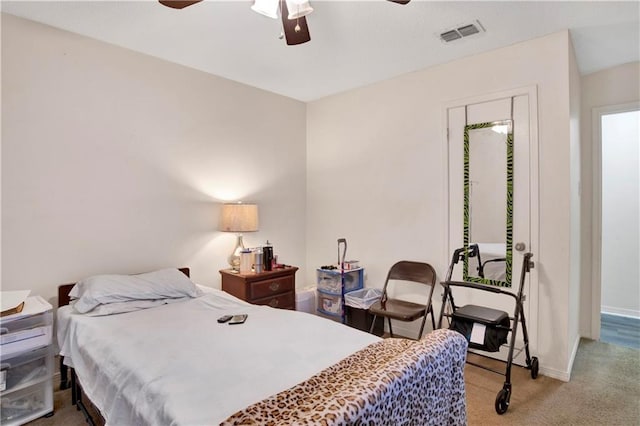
[280,0,311,45]
[158,0,203,9]
[387,0,411,4]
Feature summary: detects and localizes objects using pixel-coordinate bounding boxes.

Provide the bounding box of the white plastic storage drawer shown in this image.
[0,310,52,336]
[0,379,53,426]
[1,297,53,359]
[1,346,53,394]
[316,268,364,294]
[317,292,343,316]
[0,325,52,359]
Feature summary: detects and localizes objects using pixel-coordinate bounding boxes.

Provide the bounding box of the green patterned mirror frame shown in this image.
[463,120,513,287]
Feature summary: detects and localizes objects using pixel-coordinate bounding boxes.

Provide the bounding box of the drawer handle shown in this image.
[269,282,280,292]
[269,299,280,308]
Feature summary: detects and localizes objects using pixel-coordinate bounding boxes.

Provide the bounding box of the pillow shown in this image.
[71,268,201,314]
[78,297,191,317]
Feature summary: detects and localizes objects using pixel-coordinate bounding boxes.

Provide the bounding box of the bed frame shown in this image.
[57,267,190,425]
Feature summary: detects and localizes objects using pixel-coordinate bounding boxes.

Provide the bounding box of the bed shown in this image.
[57,267,468,425]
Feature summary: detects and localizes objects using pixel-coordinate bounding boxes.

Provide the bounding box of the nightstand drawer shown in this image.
[220,266,298,310]
[249,276,294,300]
[252,292,295,310]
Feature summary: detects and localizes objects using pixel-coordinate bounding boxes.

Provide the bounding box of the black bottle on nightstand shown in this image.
[263,240,273,271]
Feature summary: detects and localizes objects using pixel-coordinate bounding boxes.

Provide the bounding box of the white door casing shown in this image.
[591,101,640,340]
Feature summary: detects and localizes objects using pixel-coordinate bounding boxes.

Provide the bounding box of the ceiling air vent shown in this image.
[440,20,485,43]
[441,30,462,42]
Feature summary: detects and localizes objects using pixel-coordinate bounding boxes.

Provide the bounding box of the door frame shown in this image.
[590,101,640,340]
[442,85,540,352]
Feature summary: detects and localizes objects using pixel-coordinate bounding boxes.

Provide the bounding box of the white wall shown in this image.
[2,14,599,379]
[1,14,307,308]
[601,111,640,317]
[307,31,577,379]
[568,36,582,371]
[579,62,640,337]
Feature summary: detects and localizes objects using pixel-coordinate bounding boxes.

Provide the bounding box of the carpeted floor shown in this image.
[465,338,640,425]
[28,338,639,425]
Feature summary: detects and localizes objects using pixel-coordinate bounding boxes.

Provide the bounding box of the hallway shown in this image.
[600,313,640,350]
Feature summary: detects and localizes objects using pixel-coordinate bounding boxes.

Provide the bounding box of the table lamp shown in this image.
[219,203,259,271]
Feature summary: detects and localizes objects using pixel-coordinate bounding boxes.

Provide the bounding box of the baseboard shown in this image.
[553,334,581,383]
[539,365,570,382]
[601,307,640,319]
[538,337,578,383]
[393,321,577,383]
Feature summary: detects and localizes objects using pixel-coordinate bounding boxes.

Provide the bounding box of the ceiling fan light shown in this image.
[251,0,279,19]
[285,0,313,19]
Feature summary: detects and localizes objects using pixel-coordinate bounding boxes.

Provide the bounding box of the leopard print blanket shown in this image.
[221,329,468,426]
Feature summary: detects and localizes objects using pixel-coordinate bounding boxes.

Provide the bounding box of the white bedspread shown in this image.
[57,288,380,425]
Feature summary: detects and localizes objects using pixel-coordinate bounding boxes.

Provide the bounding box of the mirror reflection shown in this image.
[463,120,513,286]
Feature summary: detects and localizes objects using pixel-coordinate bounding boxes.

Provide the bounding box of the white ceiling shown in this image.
[2,0,639,101]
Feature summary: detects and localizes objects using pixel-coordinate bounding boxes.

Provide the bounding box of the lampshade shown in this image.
[219,203,259,232]
[285,0,313,19]
[251,0,279,19]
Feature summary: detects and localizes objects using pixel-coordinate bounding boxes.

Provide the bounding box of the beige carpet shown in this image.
[465,338,640,425]
[28,338,639,425]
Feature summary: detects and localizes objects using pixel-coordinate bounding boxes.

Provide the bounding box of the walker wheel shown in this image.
[530,356,539,379]
[495,388,510,415]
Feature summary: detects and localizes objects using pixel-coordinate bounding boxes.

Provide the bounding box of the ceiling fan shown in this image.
[158,0,410,46]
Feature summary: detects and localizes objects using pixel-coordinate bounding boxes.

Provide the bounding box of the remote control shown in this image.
[217,315,233,323]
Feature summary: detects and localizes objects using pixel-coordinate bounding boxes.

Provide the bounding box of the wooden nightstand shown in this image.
[220,266,298,310]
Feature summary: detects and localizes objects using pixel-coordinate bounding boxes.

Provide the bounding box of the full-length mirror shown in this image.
[463,119,513,287]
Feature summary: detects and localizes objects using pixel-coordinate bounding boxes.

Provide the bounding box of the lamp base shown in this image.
[228,234,245,271]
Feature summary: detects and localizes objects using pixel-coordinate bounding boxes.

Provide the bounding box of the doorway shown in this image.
[592,103,640,350]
